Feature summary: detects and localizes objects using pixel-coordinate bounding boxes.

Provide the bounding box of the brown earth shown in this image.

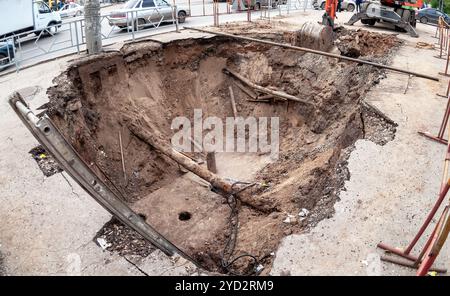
[45,24,400,275]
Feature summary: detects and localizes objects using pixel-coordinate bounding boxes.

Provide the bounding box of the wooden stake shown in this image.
[118,130,127,184]
[233,81,257,99]
[206,152,217,173]
[229,86,238,118]
[257,94,275,100]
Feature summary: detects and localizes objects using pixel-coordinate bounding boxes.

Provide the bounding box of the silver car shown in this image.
[313,0,357,12]
[108,0,190,29]
[59,3,84,18]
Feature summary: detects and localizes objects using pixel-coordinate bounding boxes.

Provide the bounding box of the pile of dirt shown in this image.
[45,24,399,274]
[335,27,402,59]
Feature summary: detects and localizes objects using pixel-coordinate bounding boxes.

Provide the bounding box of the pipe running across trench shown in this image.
[184,26,440,82]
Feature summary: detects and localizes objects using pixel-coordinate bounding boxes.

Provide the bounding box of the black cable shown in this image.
[220,181,262,276]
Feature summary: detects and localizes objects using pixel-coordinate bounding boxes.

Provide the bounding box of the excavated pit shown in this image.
[46,25,400,275]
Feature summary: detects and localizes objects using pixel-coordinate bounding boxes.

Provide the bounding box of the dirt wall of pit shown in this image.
[45,29,399,274]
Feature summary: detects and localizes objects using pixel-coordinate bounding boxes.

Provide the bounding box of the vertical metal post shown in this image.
[287,0,290,14]
[74,20,80,53]
[217,1,219,26]
[188,0,191,16]
[203,0,205,15]
[440,24,444,58]
[444,27,448,53]
[444,26,448,56]
[12,38,19,73]
[17,35,23,62]
[217,1,220,26]
[247,0,251,21]
[213,1,216,26]
[131,11,135,41]
[173,5,180,32]
[213,0,219,26]
[443,31,450,76]
[69,22,74,47]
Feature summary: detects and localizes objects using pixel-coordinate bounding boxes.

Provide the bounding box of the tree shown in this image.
[429,0,450,13]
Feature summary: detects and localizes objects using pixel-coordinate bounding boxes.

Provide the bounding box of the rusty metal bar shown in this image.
[379,114,450,275]
[380,255,447,273]
[418,94,450,145]
[440,26,450,76]
[417,204,450,275]
[184,26,440,81]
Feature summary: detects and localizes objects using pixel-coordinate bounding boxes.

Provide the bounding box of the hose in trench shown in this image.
[220,181,263,276]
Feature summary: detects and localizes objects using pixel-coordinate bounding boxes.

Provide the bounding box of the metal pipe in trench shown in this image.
[184,26,440,82]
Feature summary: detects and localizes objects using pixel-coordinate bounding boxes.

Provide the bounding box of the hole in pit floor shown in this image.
[178,211,192,221]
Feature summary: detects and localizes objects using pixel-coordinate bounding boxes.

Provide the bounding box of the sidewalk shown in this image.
[272,19,450,275]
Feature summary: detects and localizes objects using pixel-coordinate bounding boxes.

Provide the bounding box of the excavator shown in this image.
[298,0,421,52]
[345,0,422,37]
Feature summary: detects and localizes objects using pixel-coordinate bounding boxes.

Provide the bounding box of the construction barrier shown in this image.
[437,16,450,78]
[379,22,450,276]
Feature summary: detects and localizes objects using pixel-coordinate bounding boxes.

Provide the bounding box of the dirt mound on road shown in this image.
[335,27,402,58]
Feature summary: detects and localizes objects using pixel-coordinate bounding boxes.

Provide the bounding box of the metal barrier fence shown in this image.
[0,0,314,73]
[0,5,182,73]
[433,15,450,90]
[186,0,311,17]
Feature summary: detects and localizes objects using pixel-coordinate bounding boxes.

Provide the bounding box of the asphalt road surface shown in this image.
[3,1,309,73]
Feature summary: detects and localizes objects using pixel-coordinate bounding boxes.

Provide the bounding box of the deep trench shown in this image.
[46,27,399,274]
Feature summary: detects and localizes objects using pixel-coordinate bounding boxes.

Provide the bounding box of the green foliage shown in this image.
[429,0,450,14]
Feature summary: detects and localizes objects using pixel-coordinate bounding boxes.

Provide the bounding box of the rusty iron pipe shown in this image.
[184,26,440,82]
[380,255,447,274]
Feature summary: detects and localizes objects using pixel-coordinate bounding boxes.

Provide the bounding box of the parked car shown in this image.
[313,0,356,12]
[254,0,285,9]
[237,0,287,10]
[0,0,62,40]
[0,41,15,70]
[59,3,84,18]
[109,0,190,28]
[416,7,450,24]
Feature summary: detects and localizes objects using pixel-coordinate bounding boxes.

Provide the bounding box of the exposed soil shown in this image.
[45,24,400,275]
[334,27,401,59]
